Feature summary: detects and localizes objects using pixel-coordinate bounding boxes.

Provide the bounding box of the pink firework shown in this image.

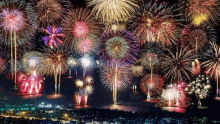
[18,72,44,95]
[73,21,89,38]
[77,38,93,54]
[43,25,65,48]
[1,8,24,31]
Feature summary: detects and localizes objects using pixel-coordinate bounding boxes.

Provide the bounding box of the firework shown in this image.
[85,85,94,95]
[75,93,82,105]
[31,0,71,28]
[62,8,101,54]
[179,0,220,26]
[131,65,144,77]
[141,42,163,71]
[86,76,93,84]
[0,0,37,87]
[75,79,84,88]
[128,0,180,46]
[74,37,99,55]
[0,58,6,74]
[181,24,216,54]
[18,71,44,95]
[161,46,196,82]
[43,46,68,94]
[87,0,138,23]
[192,59,201,76]
[22,51,44,74]
[141,74,164,100]
[100,61,132,104]
[0,0,37,46]
[43,26,65,48]
[185,74,211,106]
[161,83,189,107]
[67,57,77,77]
[202,42,220,96]
[99,30,139,64]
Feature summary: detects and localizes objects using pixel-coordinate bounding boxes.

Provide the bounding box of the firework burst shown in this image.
[181,24,216,54]
[202,42,220,96]
[185,74,212,106]
[99,61,132,91]
[43,46,68,94]
[62,8,101,53]
[128,0,180,46]
[43,26,65,48]
[0,0,37,46]
[179,0,220,26]
[99,30,139,64]
[161,46,196,82]
[87,0,138,23]
[30,0,71,28]
[22,51,44,74]
[131,65,144,77]
[141,42,163,70]
[140,74,164,99]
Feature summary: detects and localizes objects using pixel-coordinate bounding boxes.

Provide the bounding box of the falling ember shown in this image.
[73,21,89,38]
[18,72,44,95]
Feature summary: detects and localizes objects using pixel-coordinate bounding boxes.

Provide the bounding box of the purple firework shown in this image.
[43,25,65,48]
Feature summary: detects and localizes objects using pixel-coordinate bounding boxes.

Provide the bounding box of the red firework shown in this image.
[140,74,164,96]
[18,72,44,95]
[77,38,93,54]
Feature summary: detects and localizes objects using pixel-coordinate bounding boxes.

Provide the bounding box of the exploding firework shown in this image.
[74,37,99,55]
[67,56,77,77]
[141,42,163,70]
[85,85,94,95]
[161,46,196,82]
[43,46,68,94]
[181,24,216,54]
[0,0,37,87]
[85,76,93,84]
[202,42,220,96]
[131,65,144,77]
[22,51,44,74]
[179,0,220,26]
[128,0,180,46]
[99,30,139,64]
[100,61,132,104]
[62,8,101,54]
[75,79,84,88]
[161,82,190,107]
[43,26,65,48]
[140,74,164,99]
[87,0,138,23]
[18,72,44,95]
[100,62,132,90]
[0,0,37,46]
[30,0,71,28]
[185,74,211,106]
